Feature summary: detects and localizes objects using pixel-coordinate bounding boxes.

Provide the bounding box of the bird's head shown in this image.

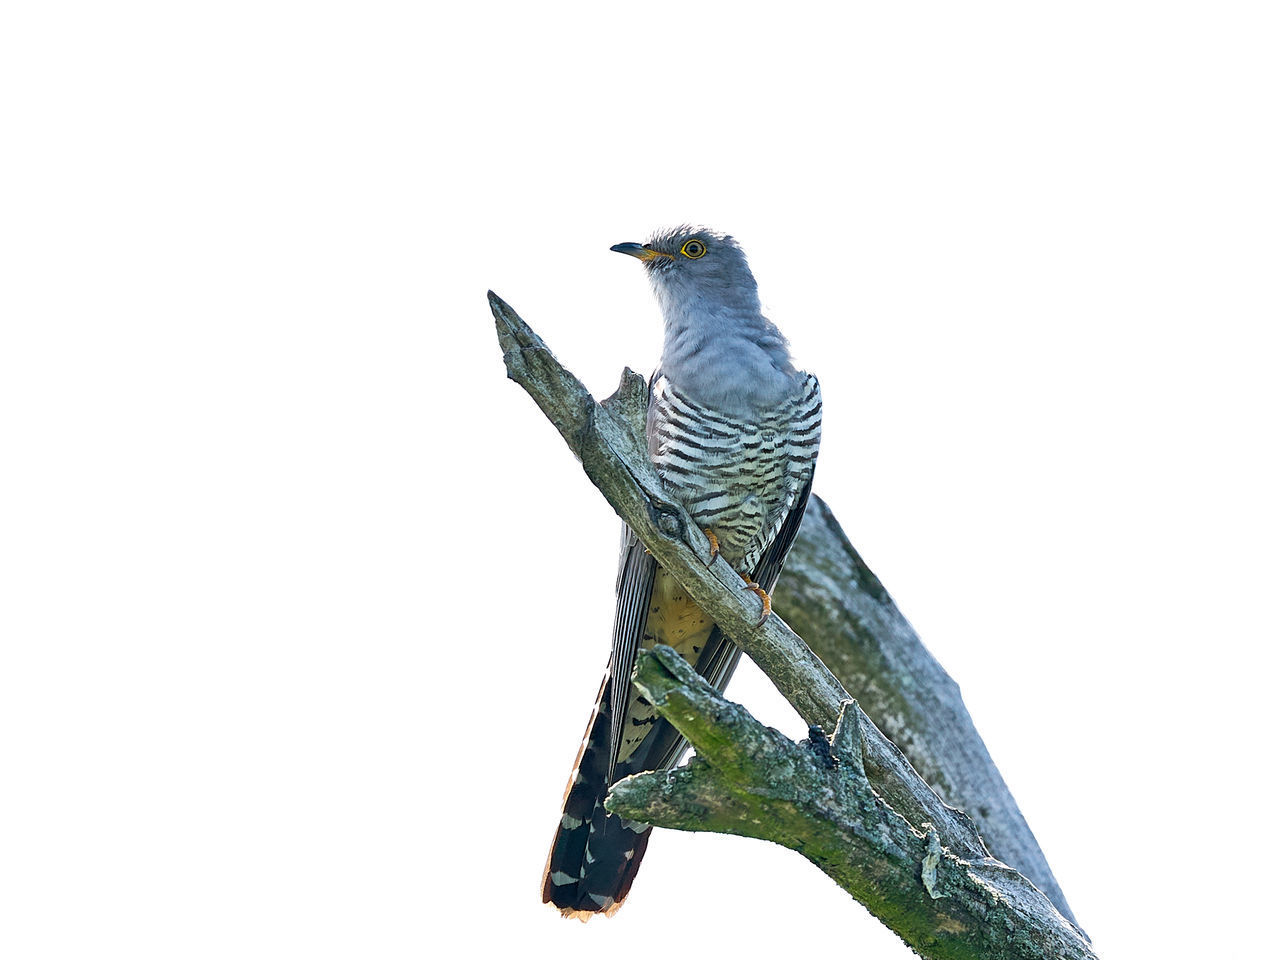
[610,225,761,318]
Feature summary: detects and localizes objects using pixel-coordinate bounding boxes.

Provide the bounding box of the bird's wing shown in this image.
[605,529,657,781]
[749,473,815,599]
[605,360,818,780]
[617,475,816,777]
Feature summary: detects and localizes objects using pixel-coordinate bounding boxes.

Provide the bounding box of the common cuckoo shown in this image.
[541,226,822,919]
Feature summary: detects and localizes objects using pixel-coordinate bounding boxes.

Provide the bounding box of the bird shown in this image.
[541,226,822,920]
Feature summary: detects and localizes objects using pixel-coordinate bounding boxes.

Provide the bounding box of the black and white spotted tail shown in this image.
[541,673,653,919]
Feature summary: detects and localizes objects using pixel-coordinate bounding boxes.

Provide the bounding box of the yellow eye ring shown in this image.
[680,238,707,259]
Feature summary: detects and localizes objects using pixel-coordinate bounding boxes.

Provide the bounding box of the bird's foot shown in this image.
[739,573,771,624]
[702,529,720,564]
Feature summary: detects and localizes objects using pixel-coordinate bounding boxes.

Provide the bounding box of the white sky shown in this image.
[3,2,1278,957]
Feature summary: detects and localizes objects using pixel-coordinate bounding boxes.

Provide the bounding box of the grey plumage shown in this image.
[542,226,822,919]
[643,225,801,410]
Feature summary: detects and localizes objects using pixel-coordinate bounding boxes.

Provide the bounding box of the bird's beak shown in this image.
[610,242,671,262]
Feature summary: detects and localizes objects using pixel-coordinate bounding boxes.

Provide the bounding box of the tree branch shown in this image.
[774,498,1079,925]
[609,647,1096,960]
[491,292,1092,957]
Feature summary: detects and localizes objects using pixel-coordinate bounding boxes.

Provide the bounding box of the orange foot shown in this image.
[740,573,771,624]
[702,529,720,564]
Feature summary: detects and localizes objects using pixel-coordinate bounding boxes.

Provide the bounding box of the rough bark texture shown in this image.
[609,647,1096,960]
[775,499,1077,925]
[491,292,1092,958]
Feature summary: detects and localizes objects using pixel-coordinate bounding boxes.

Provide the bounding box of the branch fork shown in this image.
[492,292,1095,959]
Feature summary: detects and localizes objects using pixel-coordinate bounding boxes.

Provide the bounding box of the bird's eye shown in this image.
[680,239,707,259]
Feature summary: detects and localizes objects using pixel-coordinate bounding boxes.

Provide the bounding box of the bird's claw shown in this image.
[702,528,720,565]
[740,574,771,625]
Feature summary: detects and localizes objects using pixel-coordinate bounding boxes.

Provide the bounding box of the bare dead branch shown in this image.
[491,292,1092,958]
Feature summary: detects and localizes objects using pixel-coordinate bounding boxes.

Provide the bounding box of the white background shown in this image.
[3,2,1277,957]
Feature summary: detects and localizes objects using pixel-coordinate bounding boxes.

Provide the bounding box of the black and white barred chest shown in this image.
[646,372,822,573]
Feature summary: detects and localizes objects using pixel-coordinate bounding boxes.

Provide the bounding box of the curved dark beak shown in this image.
[610,242,670,262]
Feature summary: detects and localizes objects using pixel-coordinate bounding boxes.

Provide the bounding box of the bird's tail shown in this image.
[541,675,653,920]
